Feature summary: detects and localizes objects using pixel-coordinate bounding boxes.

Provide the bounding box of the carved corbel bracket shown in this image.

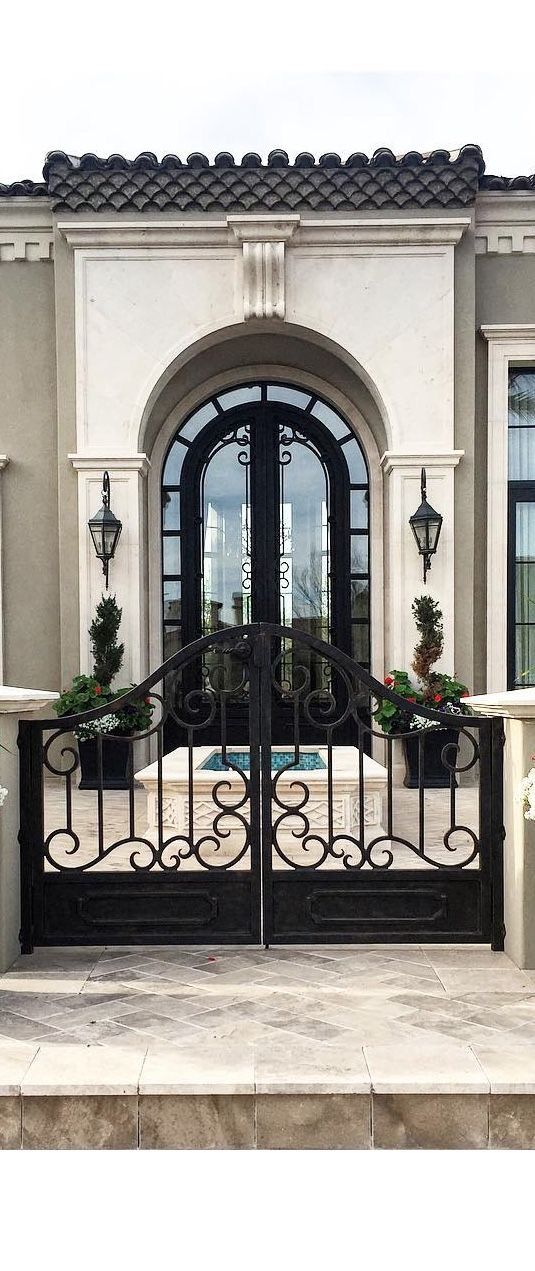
[228,215,300,320]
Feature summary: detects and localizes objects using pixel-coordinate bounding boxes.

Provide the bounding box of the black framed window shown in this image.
[161,381,370,671]
[508,370,535,687]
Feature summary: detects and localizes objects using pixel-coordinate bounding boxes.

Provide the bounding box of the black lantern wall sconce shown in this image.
[409,467,443,583]
[88,471,122,589]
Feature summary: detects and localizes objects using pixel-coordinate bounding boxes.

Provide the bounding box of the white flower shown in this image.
[76,714,118,740]
[0,786,7,807]
[518,769,535,821]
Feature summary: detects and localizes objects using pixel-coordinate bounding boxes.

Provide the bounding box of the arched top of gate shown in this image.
[135,321,393,458]
[40,622,484,732]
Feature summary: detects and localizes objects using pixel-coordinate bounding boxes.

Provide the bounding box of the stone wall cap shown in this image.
[466,688,535,718]
[0,686,59,714]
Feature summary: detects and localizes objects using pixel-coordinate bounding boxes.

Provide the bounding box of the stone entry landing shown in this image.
[2,944,535,1148]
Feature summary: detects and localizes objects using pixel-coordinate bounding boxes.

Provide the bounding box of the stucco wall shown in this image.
[0,261,60,689]
[476,257,535,326]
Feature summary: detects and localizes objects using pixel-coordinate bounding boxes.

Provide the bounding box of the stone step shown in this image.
[2,1039,535,1148]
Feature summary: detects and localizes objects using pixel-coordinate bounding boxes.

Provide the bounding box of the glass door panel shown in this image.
[278,425,331,696]
[201,429,251,635]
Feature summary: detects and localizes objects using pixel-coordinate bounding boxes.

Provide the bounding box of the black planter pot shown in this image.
[402,727,460,789]
[78,736,131,790]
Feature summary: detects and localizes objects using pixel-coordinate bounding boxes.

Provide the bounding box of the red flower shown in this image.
[407,696,416,702]
[461,691,469,698]
[94,685,102,696]
[384,675,394,686]
[145,698,151,705]
[434,693,442,702]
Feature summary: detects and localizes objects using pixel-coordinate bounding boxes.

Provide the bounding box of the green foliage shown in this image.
[89,594,124,688]
[53,676,153,738]
[53,674,110,718]
[373,669,424,735]
[411,595,444,686]
[374,598,470,735]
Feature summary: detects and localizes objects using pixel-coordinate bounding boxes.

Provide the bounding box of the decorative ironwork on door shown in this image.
[19,624,504,950]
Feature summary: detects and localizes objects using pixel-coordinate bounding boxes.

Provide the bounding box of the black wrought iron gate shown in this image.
[18,624,504,950]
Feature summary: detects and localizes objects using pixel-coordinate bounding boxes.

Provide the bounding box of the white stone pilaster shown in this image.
[381,451,464,676]
[0,457,9,683]
[69,455,150,685]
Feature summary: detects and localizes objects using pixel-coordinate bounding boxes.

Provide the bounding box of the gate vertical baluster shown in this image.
[18,721,44,954]
[418,733,425,856]
[96,732,104,859]
[386,737,393,841]
[358,722,364,855]
[327,727,333,854]
[491,716,505,951]
[257,629,273,945]
[248,633,262,943]
[157,725,164,862]
[127,739,135,842]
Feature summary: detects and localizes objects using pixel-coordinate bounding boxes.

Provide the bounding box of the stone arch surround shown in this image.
[143,336,386,681]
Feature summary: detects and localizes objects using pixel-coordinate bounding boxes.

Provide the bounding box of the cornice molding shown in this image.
[227,215,300,243]
[480,324,535,343]
[69,453,151,477]
[57,215,470,251]
[380,450,464,475]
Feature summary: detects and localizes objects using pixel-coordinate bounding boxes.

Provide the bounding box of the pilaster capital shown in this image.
[69,453,151,478]
[380,450,464,476]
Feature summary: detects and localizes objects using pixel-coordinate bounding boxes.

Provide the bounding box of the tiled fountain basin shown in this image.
[135,745,388,862]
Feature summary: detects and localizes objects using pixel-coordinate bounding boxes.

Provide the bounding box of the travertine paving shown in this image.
[3,945,535,1147]
[1,943,535,1053]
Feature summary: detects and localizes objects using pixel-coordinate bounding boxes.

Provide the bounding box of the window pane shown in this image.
[163,625,181,659]
[180,401,218,441]
[216,386,261,411]
[163,536,181,576]
[352,623,369,663]
[163,581,181,622]
[515,626,535,687]
[350,488,368,529]
[351,579,369,621]
[163,440,186,486]
[351,534,368,573]
[162,491,179,530]
[267,385,312,409]
[310,399,350,438]
[342,438,367,483]
[508,370,535,478]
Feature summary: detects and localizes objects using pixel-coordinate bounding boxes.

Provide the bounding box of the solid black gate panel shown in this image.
[19,623,504,950]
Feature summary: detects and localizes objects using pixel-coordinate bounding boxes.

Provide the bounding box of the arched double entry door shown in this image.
[161,382,370,745]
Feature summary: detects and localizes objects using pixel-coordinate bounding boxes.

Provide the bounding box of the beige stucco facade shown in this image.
[1,148,535,698]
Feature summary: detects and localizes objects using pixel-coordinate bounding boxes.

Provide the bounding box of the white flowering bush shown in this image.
[76,714,119,741]
[410,702,465,731]
[519,767,535,821]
